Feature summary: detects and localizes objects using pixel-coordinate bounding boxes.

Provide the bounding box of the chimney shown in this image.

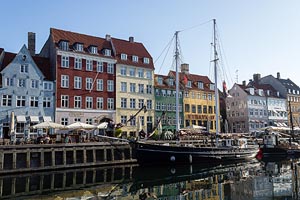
[129,36,134,43]
[253,73,261,82]
[28,32,36,56]
[277,72,280,79]
[180,63,189,74]
[105,34,111,41]
[242,80,246,86]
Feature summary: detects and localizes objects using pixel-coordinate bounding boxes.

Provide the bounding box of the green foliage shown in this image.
[149,130,159,140]
[114,128,122,138]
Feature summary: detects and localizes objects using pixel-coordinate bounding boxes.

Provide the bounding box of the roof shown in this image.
[154,74,177,89]
[111,37,154,69]
[50,28,112,56]
[168,70,213,91]
[277,78,300,91]
[0,49,52,81]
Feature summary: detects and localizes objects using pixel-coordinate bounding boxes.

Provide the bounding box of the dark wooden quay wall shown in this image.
[0,164,136,199]
[0,142,136,174]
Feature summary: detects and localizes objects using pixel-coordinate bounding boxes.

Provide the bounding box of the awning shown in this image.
[16,116,26,123]
[43,116,52,122]
[30,116,39,122]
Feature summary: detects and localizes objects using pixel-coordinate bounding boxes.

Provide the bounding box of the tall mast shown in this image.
[175,31,180,133]
[213,19,219,136]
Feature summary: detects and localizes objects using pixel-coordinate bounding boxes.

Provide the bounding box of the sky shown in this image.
[1,0,300,89]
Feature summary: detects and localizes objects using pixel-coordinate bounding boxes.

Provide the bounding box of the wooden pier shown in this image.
[0,142,136,174]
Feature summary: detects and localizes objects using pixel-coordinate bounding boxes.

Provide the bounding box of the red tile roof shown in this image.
[1,51,15,70]
[50,28,112,57]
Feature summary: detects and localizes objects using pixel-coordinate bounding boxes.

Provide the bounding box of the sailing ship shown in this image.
[132,19,259,165]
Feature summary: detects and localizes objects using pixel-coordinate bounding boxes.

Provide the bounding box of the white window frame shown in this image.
[86,78,93,90]
[107,98,114,110]
[132,55,138,62]
[121,98,127,108]
[120,66,127,76]
[86,96,93,109]
[5,78,13,86]
[60,41,69,51]
[74,76,82,89]
[121,53,127,60]
[107,80,114,92]
[86,60,93,71]
[30,96,39,107]
[130,83,136,93]
[129,68,135,77]
[2,95,12,106]
[75,58,82,70]
[137,69,144,78]
[61,75,69,88]
[31,80,39,89]
[74,96,82,108]
[20,64,29,73]
[96,97,103,109]
[90,46,98,54]
[61,95,69,108]
[96,79,103,91]
[107,63,114,74]
[61,56,69,68]
[97,61,103,72]
[43,97,51,108]
[16,96,26,107]
[121,82,127,92]
[18,79,26,87]
[143,57,150,64]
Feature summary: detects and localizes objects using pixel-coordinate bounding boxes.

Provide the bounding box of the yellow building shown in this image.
[113,37,155,137]
[170,64,219,133]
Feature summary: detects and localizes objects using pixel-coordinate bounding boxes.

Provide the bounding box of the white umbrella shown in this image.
[32,121,65,129]
[66,122,96,130]
[97,122,108,129]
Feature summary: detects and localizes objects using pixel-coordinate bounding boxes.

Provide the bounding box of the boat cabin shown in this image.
[221,138,248,148]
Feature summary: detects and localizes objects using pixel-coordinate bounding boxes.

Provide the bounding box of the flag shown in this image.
[222,81,232,97]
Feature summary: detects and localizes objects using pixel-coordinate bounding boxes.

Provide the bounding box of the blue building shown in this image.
[0,44,55,139]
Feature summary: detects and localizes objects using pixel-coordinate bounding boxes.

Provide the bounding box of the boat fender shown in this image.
[170,156,176,162]
[189,154,192,163]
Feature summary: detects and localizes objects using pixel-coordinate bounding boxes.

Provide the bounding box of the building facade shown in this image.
[40,28,117,126]
[0,45,54,139]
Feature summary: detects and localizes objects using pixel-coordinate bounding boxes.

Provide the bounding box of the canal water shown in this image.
[0,157,299,199]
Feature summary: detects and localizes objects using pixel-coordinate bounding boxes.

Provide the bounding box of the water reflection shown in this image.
[1,158,300,199]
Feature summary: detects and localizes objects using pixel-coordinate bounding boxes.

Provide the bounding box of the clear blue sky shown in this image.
[1,0,300,88]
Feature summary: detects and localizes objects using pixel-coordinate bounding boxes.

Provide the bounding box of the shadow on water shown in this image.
[0,157,300,199]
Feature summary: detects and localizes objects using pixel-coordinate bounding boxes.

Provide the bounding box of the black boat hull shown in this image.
[134,142,259,165]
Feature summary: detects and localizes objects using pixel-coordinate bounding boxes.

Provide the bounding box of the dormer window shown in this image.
[75,43,84,51]
[121,53,127,60]
[143,57,150,64]
[89,46,98,54]
[158,77,163,85]
[187,81,192,88]
[59,41,69,51]
[132,55,138,62]
[104,49,111,56]
[198,81,204,89]
[210,84,215,90]
[20,64,29,73]
[169,78,174,86]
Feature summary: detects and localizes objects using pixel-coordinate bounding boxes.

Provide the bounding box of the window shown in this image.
[121,54,127,60]
[146,85,152,94]
[18,79,26,87]
[107,80,114,92]
[2,95,12,106]
[61,95,69,108]
[61,118,68,126]
[156,102,161,110]
[20,64,29,73]
[129,68,135,77]
[107,63,114,74]
[86,60,93,71]
[143,57,149,64]
[138,99,144,108]
[169,78,174,86]
[104,49,111,56]
[121,116,127,124]
[74,76,82,89]
[5,78,13,86]
[107,98,114,110]
[74,96,81,108]
[130,116,136,126]
[121,82,127,92]
[97,61,103,72]
[96,97,103,109]
[138,84,144,93]
[198,82,204,89]
[138,69,144,78]
[121,98,127,108]
[74,118,81,122]
[197,105,202,113]
[75,58,82,69]
[16,96,26,107]
[146,71,152,79]
[96,79,103,91]
[86,77,93,90]
[185,104,190,112]
[130,83,136,93]
[60,41,69,50]
[130,98,136,109]
[75,43,83,51]
[132,55,138,62]
[146,100,152,110]
[86,96,93,109]
[187,81,192,88]
[43,97,51,108]
[43,82,53,90]
[30,96,39,107]
[90,46,98,54]
[120,66,127,75]
[31,80,39,89]
[86,118,93,125]
[140,116,145,126]
[210,84,215,90]
[61,75,69,88]
[203,105,207,113]
[61,56,69,68]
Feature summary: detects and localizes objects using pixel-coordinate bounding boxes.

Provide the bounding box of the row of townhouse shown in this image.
[0,28,218,139]
[226,73,300,133]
